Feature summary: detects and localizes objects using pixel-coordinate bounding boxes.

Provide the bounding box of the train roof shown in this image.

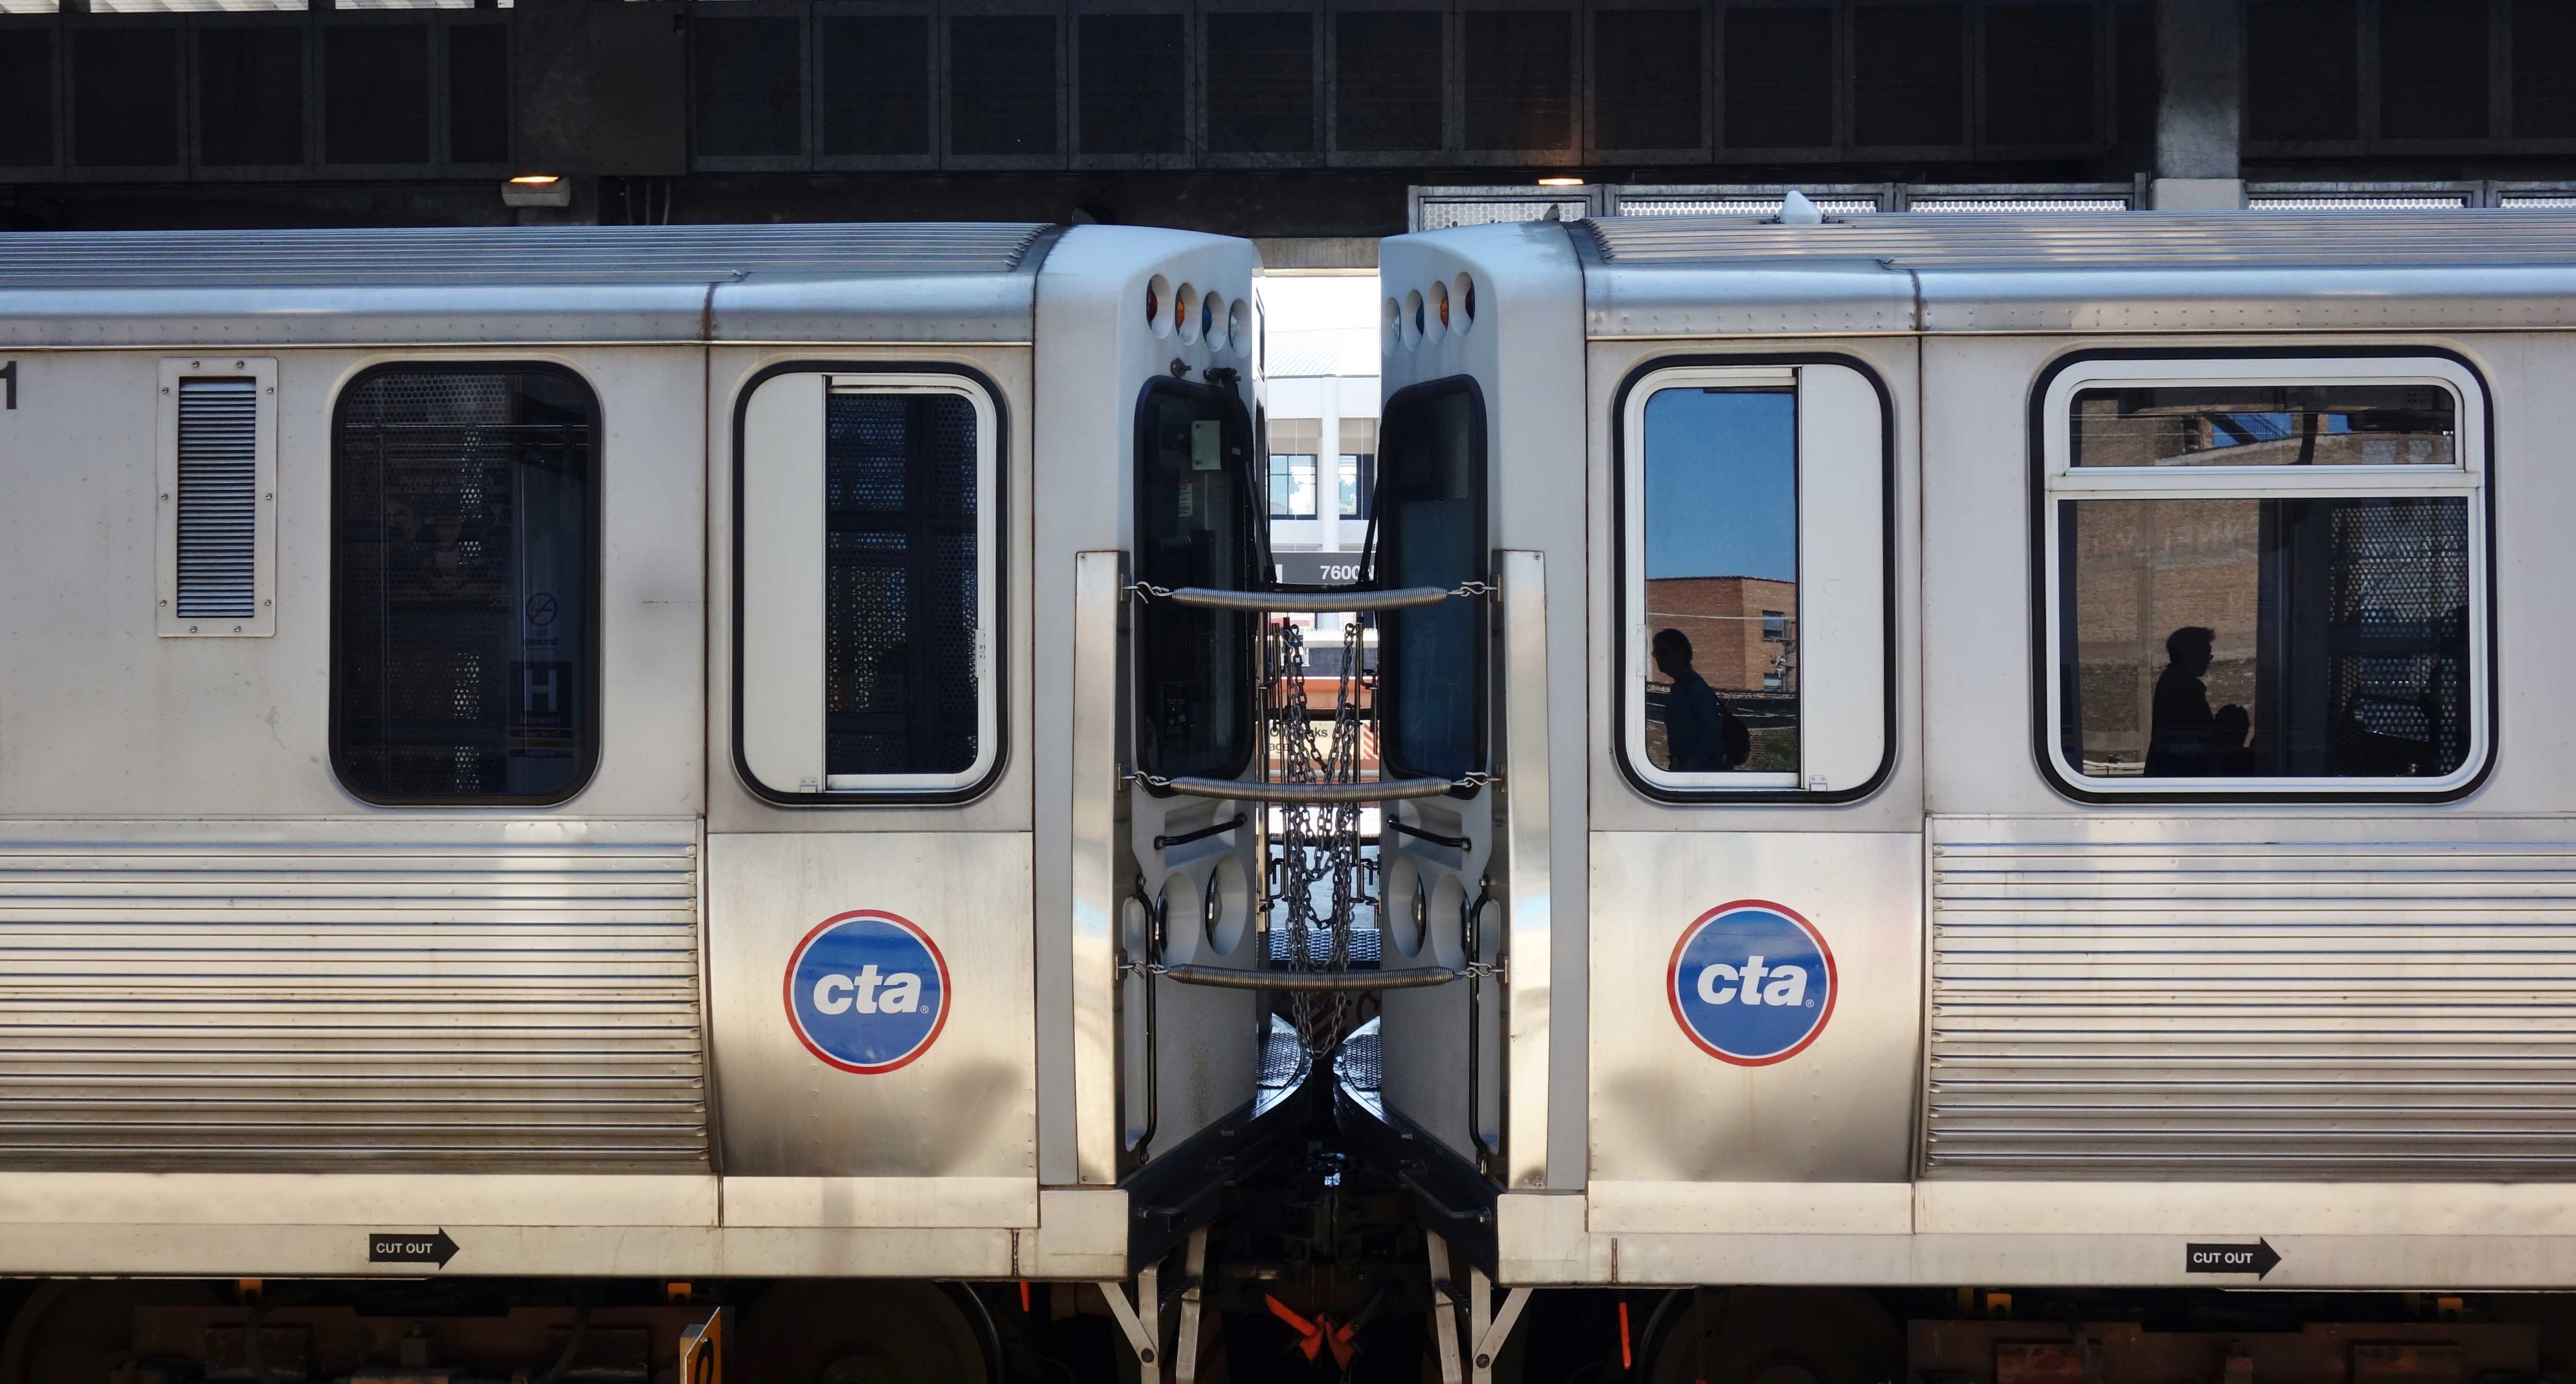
[0,221,1062,348]
[1562,210,2576,336]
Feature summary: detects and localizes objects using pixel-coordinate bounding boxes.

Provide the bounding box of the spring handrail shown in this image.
[1128,582,1490,613]
[1136,774,1485,804]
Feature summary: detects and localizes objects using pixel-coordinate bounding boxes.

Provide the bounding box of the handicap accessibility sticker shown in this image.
[1666,899,1836,1066]
[783,910,952,1073]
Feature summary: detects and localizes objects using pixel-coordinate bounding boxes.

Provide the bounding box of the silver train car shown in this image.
[1333,210,2576,1377]
[0,222,1284,1381]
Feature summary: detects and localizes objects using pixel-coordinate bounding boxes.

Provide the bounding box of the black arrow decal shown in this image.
[2184,1238,2280,1279]
[368,1228,460,1269]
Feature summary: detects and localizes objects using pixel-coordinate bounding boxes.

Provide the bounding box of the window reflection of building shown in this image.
[1643,576,1797,694]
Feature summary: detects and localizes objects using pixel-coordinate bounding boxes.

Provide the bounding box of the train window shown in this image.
[157,357,278,638]
[2041,355,2489,797]
[1376,377,1487,783]
[1134,375,1261,782]
[1618,362,1889,799]
[331,364,598,804]
[738,369,1000,801]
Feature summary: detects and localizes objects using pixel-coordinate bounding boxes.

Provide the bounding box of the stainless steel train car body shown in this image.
[1373,212,2576,1289]
[0,223,1266,1282]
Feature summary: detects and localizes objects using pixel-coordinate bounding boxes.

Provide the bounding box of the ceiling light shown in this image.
[1536,177,1584,187]
[501,175,572,209]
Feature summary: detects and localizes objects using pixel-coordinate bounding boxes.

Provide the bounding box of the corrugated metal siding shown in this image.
[0,222,1051,287]
[0,822,708,1171]
[1581,209,2576,267]
[1928,830,2576,1179]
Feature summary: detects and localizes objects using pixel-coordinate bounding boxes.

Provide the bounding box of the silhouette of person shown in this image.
[2147,626,2248,777]
[1653,628,1740,771]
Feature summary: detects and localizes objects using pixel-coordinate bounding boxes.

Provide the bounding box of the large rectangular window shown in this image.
[333,365,598,804]
[739,371,1000,800]
[1338,417,1375,519]
[1620,362,1888,798]
[1268,416,1320,519]
[2042,358,2489,797]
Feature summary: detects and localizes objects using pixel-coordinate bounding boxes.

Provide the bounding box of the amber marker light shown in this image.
[1536,177,1584,187]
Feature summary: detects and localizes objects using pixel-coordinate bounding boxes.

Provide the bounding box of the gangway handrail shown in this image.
[1158,964,1463,992]
[1128,581,1489,612]
[1135,773,1490,803]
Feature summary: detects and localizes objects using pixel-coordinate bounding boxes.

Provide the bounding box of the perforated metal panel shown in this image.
[0,821,706,1172]
[2327,497,2472,776]
[823,392,979,777]
[173,378,258,619]
[1928,826,2576,1179]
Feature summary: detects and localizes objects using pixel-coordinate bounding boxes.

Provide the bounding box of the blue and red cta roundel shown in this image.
[783,911,952,1074]
[1666,899,1837,1066]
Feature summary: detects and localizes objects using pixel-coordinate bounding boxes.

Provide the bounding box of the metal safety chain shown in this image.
[1270,616,1371,1056]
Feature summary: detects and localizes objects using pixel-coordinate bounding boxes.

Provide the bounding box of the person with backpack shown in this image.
[1653,627,1750,771]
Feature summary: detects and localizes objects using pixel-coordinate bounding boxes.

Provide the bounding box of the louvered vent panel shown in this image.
[1929,829,2576,1180]
[0,821,708,1172]
[174,377,258,619]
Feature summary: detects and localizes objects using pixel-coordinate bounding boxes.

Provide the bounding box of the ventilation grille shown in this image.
[174,377,258,619]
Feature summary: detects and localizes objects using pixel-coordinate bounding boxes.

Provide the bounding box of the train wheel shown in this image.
[739,1281,995,1384]
[1643,1288,1901,1384]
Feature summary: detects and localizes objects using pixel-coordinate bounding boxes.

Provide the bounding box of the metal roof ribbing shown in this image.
[1579,210,2576,268]
[0,222,1053,287]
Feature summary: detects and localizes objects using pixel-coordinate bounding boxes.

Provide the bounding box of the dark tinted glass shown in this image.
[695,17,803,157]
[1983,3,2093,146]
[2073,386,2456,467]
[1593,8,1701,151]
[951,16,1058,156]
[825,393,980,777]
[199,26,305,167]
[0,30,52,169]
[1641,388,1799,774]
[1852,4,1962,146]
[2246,0,2357,142]
[1376,381,1483,781]
[334,368,597,802]
[1336,11,1441,152]
[74,28,180,168]
[2379,0,2486,140]
[448,25,511,165]
[1723,7,1831,148]
[821,15,930,156]
[2514,0,2576,139]
[1207,12,1314,154]
[2059,496,2472,780]
[325,25,431,164]
[1463,9,1572,151]
[1135,380,1259,780]
[1080,13,1184,154]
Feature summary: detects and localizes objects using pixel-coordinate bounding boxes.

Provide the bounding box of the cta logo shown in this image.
[783,910,951,1074]
[1666,900,1836,1066]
